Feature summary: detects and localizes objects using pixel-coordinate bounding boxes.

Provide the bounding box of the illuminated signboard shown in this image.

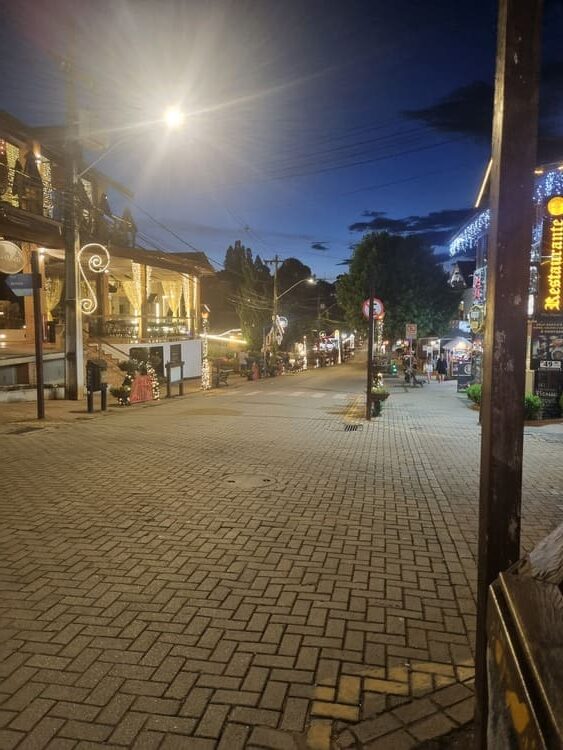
[540,196,563,313]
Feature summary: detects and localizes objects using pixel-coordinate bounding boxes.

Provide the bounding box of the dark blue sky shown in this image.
[1,0,560,279]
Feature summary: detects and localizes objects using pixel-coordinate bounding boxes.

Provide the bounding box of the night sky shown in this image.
[1,0,562,279]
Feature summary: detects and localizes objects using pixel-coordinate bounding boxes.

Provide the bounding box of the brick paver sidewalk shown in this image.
[0,364,561,749]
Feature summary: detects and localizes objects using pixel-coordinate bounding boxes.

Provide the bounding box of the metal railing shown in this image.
[87,315,196,342]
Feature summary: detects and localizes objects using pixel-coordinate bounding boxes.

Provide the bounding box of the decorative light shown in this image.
[77,243,111,314]
[534,169,563,204]
[201,305,211,390]
[303,335,308,370]
[449,210,490,256]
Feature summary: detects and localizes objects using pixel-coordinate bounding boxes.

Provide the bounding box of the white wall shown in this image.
[102,339,202,378]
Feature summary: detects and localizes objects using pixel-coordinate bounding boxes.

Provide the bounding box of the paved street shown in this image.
[1,360,562,749]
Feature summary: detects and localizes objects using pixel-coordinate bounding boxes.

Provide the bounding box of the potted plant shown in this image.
[370,385,390,416]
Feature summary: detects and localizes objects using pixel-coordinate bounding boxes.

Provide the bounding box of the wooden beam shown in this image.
[475,0,543,746]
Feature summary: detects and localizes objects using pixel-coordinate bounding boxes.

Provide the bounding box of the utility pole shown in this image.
[365,287,375,421]
[63,32,84,400]
[474,1,542,746]
[265,254,281,355]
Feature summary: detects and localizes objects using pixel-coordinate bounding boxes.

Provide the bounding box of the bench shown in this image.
[213,368,233,387]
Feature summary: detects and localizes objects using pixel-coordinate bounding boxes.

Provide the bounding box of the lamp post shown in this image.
[62,60,185,399]
[266,269,316,356]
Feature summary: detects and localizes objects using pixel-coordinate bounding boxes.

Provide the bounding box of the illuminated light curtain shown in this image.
[161,279,182,317]
[182,274,191,326]
[44,277,63,320]
[122,261,142,316]
[40,158,54,218]
[6,142,20,207]
[145,266,152,300]
[193,277,200,327]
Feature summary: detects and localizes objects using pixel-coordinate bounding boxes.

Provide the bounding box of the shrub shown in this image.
[466,384,482,404]
[524,393,542,420]
[560,392,563,415]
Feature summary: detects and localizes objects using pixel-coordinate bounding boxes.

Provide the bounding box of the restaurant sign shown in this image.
[539,196,563,313]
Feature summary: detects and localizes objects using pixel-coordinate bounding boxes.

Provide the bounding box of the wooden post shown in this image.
[475,1,542,746]
[365,288,374,420]
[31,251,45,420]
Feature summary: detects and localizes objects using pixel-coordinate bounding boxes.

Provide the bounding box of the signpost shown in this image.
[5,273,35,297]
[405,323,417,358]
[362,297,385,321]
[6,257,45,419]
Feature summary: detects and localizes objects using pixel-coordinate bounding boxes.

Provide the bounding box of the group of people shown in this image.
[404,354,448,385]
[424,354,448,383]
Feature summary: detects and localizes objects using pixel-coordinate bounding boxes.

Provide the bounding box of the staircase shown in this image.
[85,341,128,389]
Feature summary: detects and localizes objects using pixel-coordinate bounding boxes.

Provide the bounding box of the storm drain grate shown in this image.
[344,424,362,432]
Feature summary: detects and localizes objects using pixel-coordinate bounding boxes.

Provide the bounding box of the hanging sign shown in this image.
[362,298,385,320]
[405,323,417,339]
[469,304,484,333]
[0,241,24,274]
[539,196,563,313]
[5,273,39,297]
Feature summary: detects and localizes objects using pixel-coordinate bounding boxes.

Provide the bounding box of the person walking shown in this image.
[425,356,433,383]
[436,354,447,383]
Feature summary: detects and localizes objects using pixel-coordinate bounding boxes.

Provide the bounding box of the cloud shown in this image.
[403,81,492,143]
[311,242,329,251]
[403,64,563,157]
[348,207,475,247]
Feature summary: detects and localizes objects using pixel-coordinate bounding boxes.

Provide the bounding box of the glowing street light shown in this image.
[164,106,186,130]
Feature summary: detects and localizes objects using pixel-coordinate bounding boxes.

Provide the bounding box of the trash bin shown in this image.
[487,523,563,748]
[86,359,107,392]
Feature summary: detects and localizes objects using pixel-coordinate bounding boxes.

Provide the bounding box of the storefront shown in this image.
[449,166,563,416]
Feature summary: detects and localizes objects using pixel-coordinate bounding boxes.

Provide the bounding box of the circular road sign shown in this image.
[362,298,385,320]
[0,241,24,274]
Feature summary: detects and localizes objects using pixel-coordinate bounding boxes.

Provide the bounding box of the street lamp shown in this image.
[270,276,316,354]
[63,101,187,399]
[163,106,186,130]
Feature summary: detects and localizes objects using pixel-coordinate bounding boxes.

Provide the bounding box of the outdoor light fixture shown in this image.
[164,106,186,130]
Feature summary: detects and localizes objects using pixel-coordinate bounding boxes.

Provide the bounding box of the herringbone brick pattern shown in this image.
[0,367,561,748]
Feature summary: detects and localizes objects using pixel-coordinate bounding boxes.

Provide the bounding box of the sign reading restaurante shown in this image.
[541,196,563,313]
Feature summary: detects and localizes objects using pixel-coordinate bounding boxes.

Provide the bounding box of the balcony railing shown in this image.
[87,315,196,342]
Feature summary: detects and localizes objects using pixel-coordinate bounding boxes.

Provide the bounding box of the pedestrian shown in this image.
[425,356,433,383]
[436,354,447,383]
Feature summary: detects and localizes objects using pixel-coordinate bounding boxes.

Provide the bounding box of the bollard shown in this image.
[101,383,108,411]
[179,362,184,396]
[165,363,171,398]
[87,390,94,413]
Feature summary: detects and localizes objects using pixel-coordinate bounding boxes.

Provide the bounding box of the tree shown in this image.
[336,232,460,342]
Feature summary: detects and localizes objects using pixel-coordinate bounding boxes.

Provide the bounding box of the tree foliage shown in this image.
[336,232,460,341]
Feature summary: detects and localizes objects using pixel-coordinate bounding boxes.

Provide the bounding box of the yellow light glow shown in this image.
[164,106,185,130]
[475,159,492,208]
[547,196,563,217]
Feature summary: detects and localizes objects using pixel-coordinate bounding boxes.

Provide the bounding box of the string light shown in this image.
[201,307,211,390]
[449,210,490,256]
[450,168,563,258]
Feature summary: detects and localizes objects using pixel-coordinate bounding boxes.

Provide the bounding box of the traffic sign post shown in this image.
[5,273,36,297]
[6,265,44,419]
[362,297,385,320]
[405,323,417,358]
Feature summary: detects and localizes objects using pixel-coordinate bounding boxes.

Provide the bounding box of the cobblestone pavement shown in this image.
[1,361,562,749]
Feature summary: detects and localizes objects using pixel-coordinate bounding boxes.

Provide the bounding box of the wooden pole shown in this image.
[475,1,542,746]
[31,251,45,420]
[366,288,375,420]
